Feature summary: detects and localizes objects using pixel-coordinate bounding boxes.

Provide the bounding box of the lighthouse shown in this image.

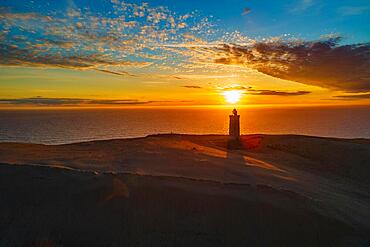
[229,108,240,140]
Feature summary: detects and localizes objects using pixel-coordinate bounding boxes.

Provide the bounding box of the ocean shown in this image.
[0,105,369,144]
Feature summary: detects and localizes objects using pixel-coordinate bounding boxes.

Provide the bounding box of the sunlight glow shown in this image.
[223,90,243,104]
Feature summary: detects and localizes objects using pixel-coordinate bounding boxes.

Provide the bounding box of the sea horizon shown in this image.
[1,105,369,144]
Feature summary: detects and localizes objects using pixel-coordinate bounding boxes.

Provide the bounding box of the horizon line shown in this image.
[0,103,369,110]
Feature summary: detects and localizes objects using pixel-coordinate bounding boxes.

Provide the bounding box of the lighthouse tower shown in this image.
[229,108,240,140]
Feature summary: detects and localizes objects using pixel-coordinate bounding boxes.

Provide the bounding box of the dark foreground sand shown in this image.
[0,134,369,246]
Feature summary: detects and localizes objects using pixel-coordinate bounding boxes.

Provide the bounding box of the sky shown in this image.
[0,0,369,107]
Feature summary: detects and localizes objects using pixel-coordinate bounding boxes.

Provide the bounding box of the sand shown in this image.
[0,134,369,246]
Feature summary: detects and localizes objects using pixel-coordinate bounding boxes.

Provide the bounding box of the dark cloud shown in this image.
[0,97,84,105]
[247,89,311,96]
[222,85,250,91]
[242,8,252,15]
[214,37,370,93]
[39,38,76,49]
[94,69,134,77]
[182,85,202,89]
[0,44,142,77]
[219,85,309,96]
[333,93,370,100]
[0,44,86,69]
[173,76,184,80]
[0,97,191,106]
[0,44,138,71]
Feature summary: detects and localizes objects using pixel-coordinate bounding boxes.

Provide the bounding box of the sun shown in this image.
[223,90,243,104]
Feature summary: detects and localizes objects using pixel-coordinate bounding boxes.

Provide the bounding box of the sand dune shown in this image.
[0,134,369,246]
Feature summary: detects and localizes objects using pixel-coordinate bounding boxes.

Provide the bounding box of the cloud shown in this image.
[242,8,252,15]
[0,97,147,106]
[39,39,76,49]
[0,12,53,21]
[174,74,239,80]
[219,85,310,96]
[214,37,370,93]
[0,1,214,74]
[1,0,368,92]
[221,85,250,91]
[0,44,143,73]
[333,93,370,100]
[338,6,370,16]
[0,97,191,106]
[247,89,311,96]
[182,85,202,89]
[289,0,315,13]
[94,69,135,77]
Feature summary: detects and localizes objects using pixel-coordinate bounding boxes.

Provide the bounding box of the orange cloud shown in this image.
[214,37,370,93]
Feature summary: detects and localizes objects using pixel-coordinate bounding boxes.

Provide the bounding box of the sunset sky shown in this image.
[0,0,369,107]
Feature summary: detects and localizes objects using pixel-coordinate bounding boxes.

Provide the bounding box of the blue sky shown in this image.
[3,0,370,43]
[157,0,370,43]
